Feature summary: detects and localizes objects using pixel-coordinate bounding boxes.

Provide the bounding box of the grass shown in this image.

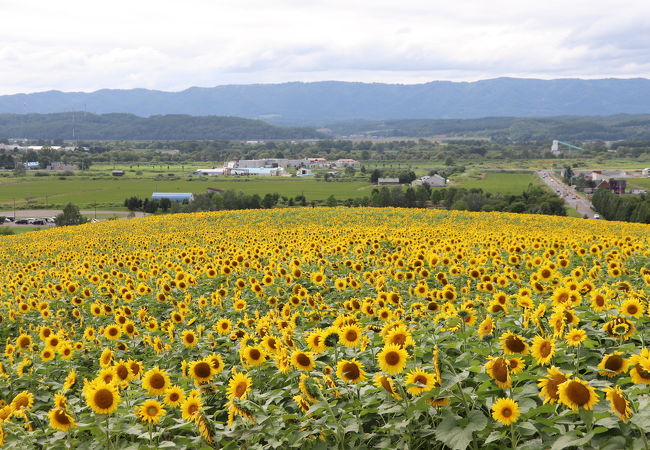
[452,172,541,195]
[0,176,372,208]
[567,207,582,218]
[628,178,650,189]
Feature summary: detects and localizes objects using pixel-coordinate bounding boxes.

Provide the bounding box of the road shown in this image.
[537,170,596,219]
[0,210,147,227]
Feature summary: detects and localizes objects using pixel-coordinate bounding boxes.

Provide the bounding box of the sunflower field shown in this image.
[0,208,649,449]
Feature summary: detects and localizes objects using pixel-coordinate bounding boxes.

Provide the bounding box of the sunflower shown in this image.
[113,360,132,387]
[181,330,198,348]
[500,332,529,355]
[16,334,32,351]
[41,348,55,362]
[485,356,511,389]
[11,391,34,411]
[336,359,366,384]
[491,398,520,426]
[54,393,68,409]
[620,298,645,318]
[530,336,555,366]
[84,381,120,414]
[305,330,328,353]
[602,317,635,340]
[383,325,415,348]
[136,399,166,425]
[189,360,214,383]
[104,325,121,341]
[181,393,203,422]
[291,350,316,371]
[227,372,252,400]
[377,344,409,375]
[338,324,363,347]
[0,405,13,422]
[557,377,599,410]
[240,346,266,367]
[477,315,494,339]
[373,374,402,400]
[205,353,224,374]
[628,349,650,384]
[404,368,436,396]
[597,352,628,377]
[215,318,232,335]
[508,357,525,374]
[565,328,587,346]
[603,385,632,422]
[63,369,76,392]
[48,408,76,432]
[538,366,570,404]
[164,386,186,408]
[142,367,171,395]
[128,360,143,380]
[99,347,113,368]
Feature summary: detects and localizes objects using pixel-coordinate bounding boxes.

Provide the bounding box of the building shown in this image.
[377,178,400,186]
[23,161,39,169]
[609,179,627,194]
[591,170,627,181]
[194,168,225,176]
[152,192,194,202]
[296,168,314,176]
[111,170,125,176]
[335,158,360,168]
[226,167,284,176]
[416,174,447,187]
[642,168,650,177]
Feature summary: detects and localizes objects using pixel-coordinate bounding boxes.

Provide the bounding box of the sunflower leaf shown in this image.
[434,409,486,450]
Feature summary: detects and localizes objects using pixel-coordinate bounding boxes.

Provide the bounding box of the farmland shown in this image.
[0,208,648,448]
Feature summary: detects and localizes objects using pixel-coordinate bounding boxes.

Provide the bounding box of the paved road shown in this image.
[537,170,596,219]
[0,210,147,227]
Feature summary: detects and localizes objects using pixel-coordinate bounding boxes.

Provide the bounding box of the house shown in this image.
[307,158,329,168]
[609,179,626,194]
[111,170,125,176]
[417,174,447,187]
[631,189,647,195]
[335,158,360,168]
[23,161,39,169]
[194,168,225,176]
[377,177,400,186]
[592,170,627,181]
[48,162,77,171]
[152,192,194,202]
[296,168,314,177]
[642,168,650,177]
[207,188,224,194]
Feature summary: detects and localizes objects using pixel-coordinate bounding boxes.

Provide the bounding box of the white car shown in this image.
[594,214,600,220]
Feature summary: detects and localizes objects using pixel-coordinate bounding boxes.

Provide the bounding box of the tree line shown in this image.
[591,189,650,223]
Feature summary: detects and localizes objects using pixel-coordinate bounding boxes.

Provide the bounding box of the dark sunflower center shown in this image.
[235,382,248,397]
[194,362,211,378]
[343,362,360,380]
[55,410,71,425]
[636,364,650,379]
[566,381,590,406]
[385,351,400,366]
[392,334,406,346]
[147,406,158,416]
[94,389,114,409]
[185,334,195,343]
[169,393,179,401]
[493,358,508,383]
[414,375,428,385]
[501,407,512,418]
[188,403,198,414]
[297,353,311,367]
[116,365,129,380]
[506,336,525,353]
[627,305,638,315]
[249,349,261,360]
[612,392,627,416]
[539,341,551,357]
[605,355,623,371]
[150,373,165,389]
[345,330,358,341]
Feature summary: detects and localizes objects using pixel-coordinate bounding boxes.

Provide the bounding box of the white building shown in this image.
[415,174,447,187]
[642,168,650,177]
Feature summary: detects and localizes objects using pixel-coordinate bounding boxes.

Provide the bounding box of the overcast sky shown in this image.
[1,0,649,94]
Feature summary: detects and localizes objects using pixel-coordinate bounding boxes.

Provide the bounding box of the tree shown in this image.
[326,195,337,207]
[55,203,87,226]
[159,197,172,212]
[124,196,143,211]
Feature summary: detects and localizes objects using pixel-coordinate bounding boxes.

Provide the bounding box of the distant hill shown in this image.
[0,113,323,140]
[325,114,650,141]
[3,78,650,124]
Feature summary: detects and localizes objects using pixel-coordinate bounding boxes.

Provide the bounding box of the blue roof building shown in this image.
[152,192,194,202]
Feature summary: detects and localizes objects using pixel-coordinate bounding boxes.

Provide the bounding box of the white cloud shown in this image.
[1,0,650,94]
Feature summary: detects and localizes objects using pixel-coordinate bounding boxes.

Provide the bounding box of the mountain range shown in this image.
[2,78,650,125]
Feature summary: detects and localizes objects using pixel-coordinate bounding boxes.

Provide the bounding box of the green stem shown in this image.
[510,424,517,450]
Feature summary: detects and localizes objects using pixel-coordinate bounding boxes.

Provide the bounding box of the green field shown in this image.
[0,176,372,208]
[629,177,650,189]
[452,172,541,195]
